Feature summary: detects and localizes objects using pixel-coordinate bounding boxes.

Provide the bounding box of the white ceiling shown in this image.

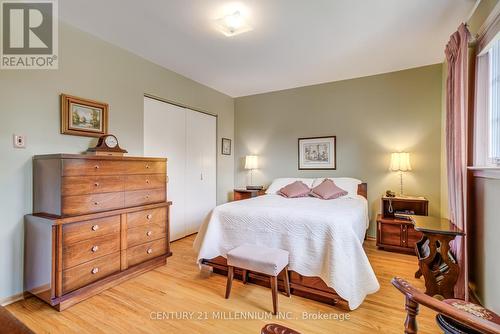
[60,0,477,97]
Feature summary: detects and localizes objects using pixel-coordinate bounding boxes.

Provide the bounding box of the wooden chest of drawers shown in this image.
[25,154,171,311]
[33,154,167,217]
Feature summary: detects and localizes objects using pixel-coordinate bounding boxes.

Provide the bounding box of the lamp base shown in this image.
[246,185,263,190]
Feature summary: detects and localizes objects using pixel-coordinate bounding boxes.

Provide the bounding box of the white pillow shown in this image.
[265,178,315,194]
[312,177,362,197]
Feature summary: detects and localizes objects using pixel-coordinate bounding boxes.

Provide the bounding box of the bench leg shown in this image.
[242,269,247,284]
[225,266,234,299]
[270,275,278,315]
[283,266,291,297]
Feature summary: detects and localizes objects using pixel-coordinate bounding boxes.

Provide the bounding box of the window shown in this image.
[489,38,500,164]
[474,34,500,167]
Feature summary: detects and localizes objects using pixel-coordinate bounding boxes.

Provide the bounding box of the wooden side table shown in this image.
[233,188,265,201]
[411,215,464,299]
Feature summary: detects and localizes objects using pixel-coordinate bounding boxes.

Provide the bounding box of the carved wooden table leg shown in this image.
[412,216,464,299]
[416,234,459,299]
[414,268,422,279]
[404,296,420,334]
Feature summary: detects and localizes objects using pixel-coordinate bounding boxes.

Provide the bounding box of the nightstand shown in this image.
[376,196,428,254]
[233,188,265,201]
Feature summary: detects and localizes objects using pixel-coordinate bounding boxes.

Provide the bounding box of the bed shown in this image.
[194,178,380,310]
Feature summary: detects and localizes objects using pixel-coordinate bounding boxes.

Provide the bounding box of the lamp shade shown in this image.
[244,155,258,169]
[389,152,412,172]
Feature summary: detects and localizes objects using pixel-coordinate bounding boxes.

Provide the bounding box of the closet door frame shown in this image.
[144,93,218,236]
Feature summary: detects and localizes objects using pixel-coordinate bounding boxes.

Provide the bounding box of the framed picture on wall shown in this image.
[222,138,231,155]
[61,94,108,137]
[298,136,336,170]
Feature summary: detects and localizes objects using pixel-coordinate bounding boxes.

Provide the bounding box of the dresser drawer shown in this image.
[62,176,125,196]
[123,161,166,175]
[127,238,167,268]
[62,159,125,176]
[127,207,167,229]
[62,192,125,216]
[124,174,166,191]
[124,188,165,207]
[62,252,121,294]
[127,223,166,248]
[63,215,121,245]
[62,233,120,270]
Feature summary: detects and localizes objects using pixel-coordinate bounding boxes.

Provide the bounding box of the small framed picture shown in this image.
[61,94,108,137]
[222,138,231,155]
[298,136,336,170]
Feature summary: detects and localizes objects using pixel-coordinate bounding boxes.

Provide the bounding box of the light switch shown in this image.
[13,134,26,148]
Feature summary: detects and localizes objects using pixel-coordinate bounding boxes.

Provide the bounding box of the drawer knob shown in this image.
[91,245,99,252]
[91,267,99,274]
[92,224,99,231]
[146,179,150,184]
[94,165,100,170]
[94,201,99,206]
[145,195,150,199]
[147,248,153,254]
[146,214,152,220]
[146,231,152,237]
[94,182,100,187]
[146,164,151,169]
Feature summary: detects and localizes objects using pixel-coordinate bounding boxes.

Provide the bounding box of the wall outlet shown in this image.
[13,134,26,148]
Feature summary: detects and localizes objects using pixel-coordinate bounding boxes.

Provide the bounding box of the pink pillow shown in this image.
[278,181,311,198]
[310,179,348,200]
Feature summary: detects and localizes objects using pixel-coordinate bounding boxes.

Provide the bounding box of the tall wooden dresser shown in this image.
[25,154,172,311]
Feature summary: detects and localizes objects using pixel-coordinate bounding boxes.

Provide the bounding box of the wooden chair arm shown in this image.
[261,323,301,334]
[392,277,500,334]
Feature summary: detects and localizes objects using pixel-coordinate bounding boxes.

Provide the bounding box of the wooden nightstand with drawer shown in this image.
[376,196,428,254]
[233,188,266,201]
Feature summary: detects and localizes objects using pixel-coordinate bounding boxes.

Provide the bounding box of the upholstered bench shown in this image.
[225,244,290,315]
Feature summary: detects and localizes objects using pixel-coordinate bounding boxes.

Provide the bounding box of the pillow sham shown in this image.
[265,178,315,194]
[278,181,311,198]
[312,177,362,197]
[310,179,348,200]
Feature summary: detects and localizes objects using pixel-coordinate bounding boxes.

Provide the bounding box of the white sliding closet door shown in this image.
[143,96,216,241]
[185,111,217,235]
[144,98,187,241]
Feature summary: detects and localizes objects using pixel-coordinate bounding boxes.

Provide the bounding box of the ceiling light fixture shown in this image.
[215,10,252,37]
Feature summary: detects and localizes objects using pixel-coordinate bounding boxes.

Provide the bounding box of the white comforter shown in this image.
[193,194,380,310]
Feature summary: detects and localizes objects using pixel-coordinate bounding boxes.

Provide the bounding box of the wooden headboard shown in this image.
[357,183,367,199]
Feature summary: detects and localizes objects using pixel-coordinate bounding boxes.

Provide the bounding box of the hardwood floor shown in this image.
[7,235,441,333]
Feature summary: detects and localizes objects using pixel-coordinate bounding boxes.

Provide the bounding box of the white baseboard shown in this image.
[0,292,24,307]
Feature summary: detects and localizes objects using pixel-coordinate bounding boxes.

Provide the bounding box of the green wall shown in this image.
[234,64,443,237]
[472,177,500,312]
[0,22,234,302]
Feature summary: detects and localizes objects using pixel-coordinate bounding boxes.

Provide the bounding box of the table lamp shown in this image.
[245,155,262,190]
[389,152,412,196]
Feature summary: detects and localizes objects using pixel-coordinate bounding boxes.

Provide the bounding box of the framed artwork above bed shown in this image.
[298,136,336,170]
